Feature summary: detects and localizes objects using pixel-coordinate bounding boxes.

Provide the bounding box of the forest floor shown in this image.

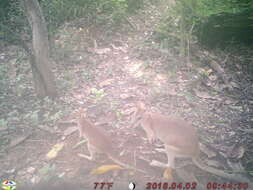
[0,0,252,189]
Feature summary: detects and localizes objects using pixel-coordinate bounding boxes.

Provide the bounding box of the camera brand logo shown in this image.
[1,180,16,190]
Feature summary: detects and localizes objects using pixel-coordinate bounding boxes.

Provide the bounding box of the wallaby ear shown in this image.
[78,109,87,136]
[129,107,137,116]
[136,101,146,111]
[130,102,145,128]
[78,109,87,119]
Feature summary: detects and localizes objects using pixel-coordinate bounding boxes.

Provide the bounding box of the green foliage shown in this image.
[40,0,96,30]
[155,0,253,52]
[0,0,28,45]
[155,9,181,51]
[127,0,144,13]
[155,1,195,55]
[0,62,8,90]
[40,0,144,33]
[0,0,146,46]
[0,119,8,129]
[186,0,253,47]
[90,88,106,101]
[0,0,11,20]
[24,110,39,125]
[197,11,253,48]
[194,0,253,17]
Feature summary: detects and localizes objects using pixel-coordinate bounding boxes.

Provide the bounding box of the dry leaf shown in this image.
[200,143,217,158]
[230,81,239,88]
[0,126,7,132]
[183,107,192,113]
[209,125,217,129]
[99,79,114,88]
[111,44,128,53]
[73,139,87,149]
[229,146,245,159]
[207,160,223,168]
[167,87,177,96]
[94,48,111,54]
[90,165,122,174]
[206,69,213,74]
[46,143,64,160]
[27,167,36,174]
[63,126,78,136]
[38,125,55,134]
[9,134,31,148]
[176,168,205,189]
[134,70,144,78]
[163,168,173,179]
[209,74,218,81]
[227,160,245,173]
[194,90,213,99]
[123,108,136,116]
[155,148,166,153]
[120,93,130,100]
[241,128,253,133]
[196,67,207,74]
[58,120,77,127]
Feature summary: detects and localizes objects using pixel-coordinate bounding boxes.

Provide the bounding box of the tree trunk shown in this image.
[178,0,187,57]
[22,0,57,98]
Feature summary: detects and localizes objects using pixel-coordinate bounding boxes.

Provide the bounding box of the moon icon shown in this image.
[128,182,136,190]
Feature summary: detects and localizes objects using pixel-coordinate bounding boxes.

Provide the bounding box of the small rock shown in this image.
[31,176,41,184]
[120,94,130,100]
[27,167,36,174]
[99,79,114,88]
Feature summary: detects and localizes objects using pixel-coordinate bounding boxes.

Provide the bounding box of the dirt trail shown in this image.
[2,0,251,188]
[59,0,207,185]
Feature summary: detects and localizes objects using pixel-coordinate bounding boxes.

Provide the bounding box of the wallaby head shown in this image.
[131,101,148,128]
[78,109,94,138]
